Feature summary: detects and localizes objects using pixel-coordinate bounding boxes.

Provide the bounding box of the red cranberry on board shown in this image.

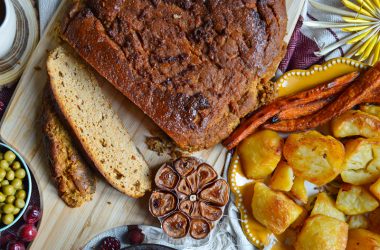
[6,241,26,250]
[17,224,38,242]
[23,205,42,224]
[0,234,16,248]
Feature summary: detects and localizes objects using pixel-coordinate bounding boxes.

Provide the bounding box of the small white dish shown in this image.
[0,0,17,59]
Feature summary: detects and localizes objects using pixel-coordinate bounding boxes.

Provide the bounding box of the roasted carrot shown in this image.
[281,71,360,108]
[264,62,380,132]
[363,90,380,103]
[223,71,360,150]
[277,98,334,121]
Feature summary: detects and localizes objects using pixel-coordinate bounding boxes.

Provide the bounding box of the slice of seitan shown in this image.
[42,88,96,207]
[47,46,151,198]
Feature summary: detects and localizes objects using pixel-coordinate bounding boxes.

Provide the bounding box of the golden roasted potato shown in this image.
[291,207,308,229]
[290,176,308,204]
[251,182,303,235]
[348,215,369,229]
[269,161,294,192]
[284,130,345,186]
[341,138,380,185]
[370,177,380,201]
[336,185,379,215]
[368,208,380,234]
[238,130,283,179]
[360,104,380,119]
[295,215,348,250]
[311,192,346,221]
[346,229,380,250]
[331,110,380,138]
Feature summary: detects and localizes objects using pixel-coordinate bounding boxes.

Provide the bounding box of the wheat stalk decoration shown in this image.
[305,0,380,65]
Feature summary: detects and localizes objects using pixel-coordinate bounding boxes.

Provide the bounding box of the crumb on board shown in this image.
[107,201,111,205]
[145,136,188,159]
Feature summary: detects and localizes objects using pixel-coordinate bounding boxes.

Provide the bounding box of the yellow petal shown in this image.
[372,38,380,64]
[343,16,371,23]
[361,34,378,60]
[374,0,380,8]
[342,25,370,32]
[355,34,376,56]
[355,0,377,15]
[347,30,371,44]
[341,0,375,17]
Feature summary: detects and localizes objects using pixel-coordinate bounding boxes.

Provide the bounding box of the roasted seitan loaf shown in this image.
[42,89,96,207]
[47,46,152,198]
[61,0,287,151]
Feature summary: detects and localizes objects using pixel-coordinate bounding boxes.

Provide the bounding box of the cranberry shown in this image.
[125,226,144,245]
[0,234,16,248]
[17,224,38,242]
[99,237,120,250]
[23,205,42,224]
[6,241,25,250]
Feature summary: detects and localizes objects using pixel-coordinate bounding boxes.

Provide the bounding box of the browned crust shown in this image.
[41,87,96,207]
[60,0,287,151]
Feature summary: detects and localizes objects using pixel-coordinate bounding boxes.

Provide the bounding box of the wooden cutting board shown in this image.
[0,0,305,249]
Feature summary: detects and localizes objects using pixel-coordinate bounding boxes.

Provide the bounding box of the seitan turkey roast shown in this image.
[61,0,287,151]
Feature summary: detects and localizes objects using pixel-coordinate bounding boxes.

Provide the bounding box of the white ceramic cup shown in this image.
[0,0,16,59]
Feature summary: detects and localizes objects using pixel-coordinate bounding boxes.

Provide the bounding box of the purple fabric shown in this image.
[279,16,325,72]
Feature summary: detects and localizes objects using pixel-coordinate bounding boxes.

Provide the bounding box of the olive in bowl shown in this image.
[0,143,32,232]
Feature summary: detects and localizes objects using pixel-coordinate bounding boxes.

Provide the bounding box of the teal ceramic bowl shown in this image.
[0,142,32,232]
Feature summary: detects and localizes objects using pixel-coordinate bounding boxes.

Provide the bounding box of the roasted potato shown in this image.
[295,215,348,250]
[291,207,308,229]
[290,176,308,204]
[251,182,303,235]
[336,185,379,215]
[284,130,345,186]
[269,161,294,192]
[370,177,380,201]
[341,138,380,185]
[346,229,380,250]
[360,104,380,119]
[331,110,380,138]
[311,192,346,221]
[347,214,369,229]
[238,130,283,179]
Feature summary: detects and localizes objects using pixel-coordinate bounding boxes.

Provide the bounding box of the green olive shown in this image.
[0,160,9,171]
[1,180,9,186]
[5,170,14,181]
[15,169,26,179]
[14,199,25,209]
[12,207,20,215]
[15,190,26,200]
[4,151,16,164]
[0,168,5,181]
[2,213,14,225]
[2,185,15,196]
[2,204,14,214]
[0,192,5,202]
[11,161,21,170]
[5,195,15,204]
[11,178,22,190]
[0,153,3,161]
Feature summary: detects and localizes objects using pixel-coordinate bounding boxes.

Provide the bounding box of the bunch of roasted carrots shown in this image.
[223,62,380,150]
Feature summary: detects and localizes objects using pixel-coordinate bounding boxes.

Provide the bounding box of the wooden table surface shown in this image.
[0,0,305,249]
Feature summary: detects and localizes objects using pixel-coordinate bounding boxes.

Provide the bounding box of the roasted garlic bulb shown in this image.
[149,157,229,239]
